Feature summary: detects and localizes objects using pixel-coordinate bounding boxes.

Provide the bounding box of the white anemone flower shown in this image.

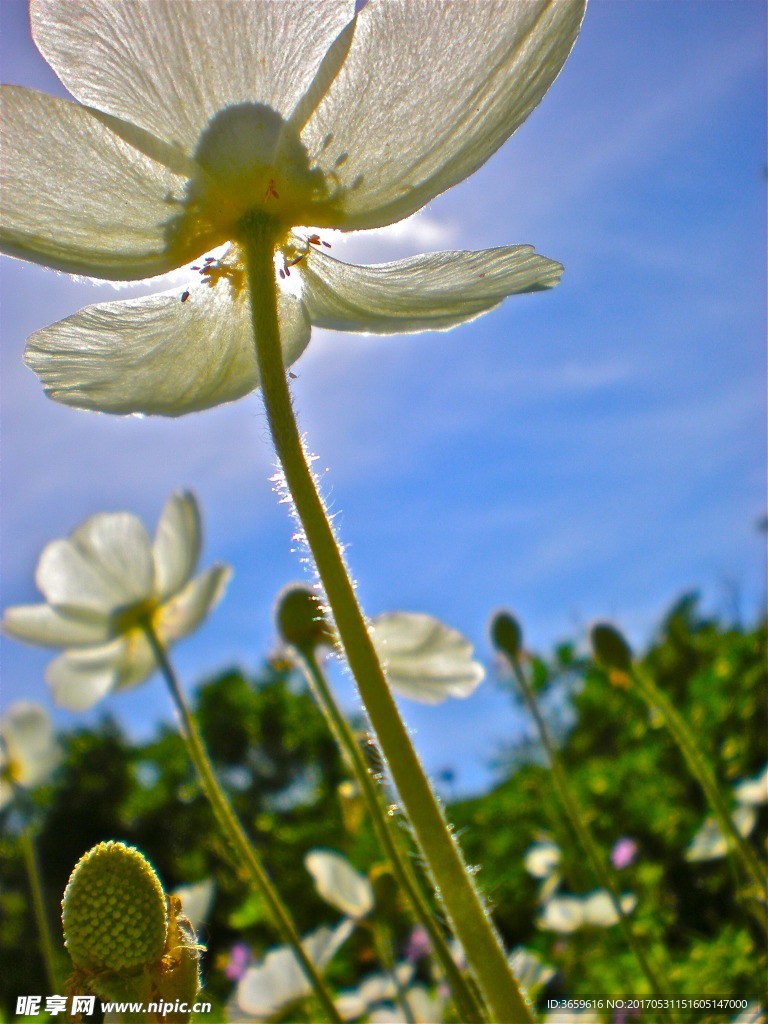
[2,492,231,711]
[1,0,585,416]
[0,703,63,809]
[371,611,485,704]
[538,890,636,932]
[733,763,768,807]
[235,919,354,1020]
[305,848,375,919]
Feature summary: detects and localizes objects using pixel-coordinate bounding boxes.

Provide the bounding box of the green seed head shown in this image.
[62,841,168,972]
[590,622,634,673]
[276,584,333,653]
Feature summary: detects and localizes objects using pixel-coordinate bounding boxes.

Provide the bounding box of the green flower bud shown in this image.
[62,841,168,973]
[276,584,333,653]
[491,611,523,658]
[590,623,633,673]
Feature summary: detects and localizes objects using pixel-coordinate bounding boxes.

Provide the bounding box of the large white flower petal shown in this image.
[46,644,121,710]
[32,0,356,158]
[685,806,757,863]
[0,86,195,279]
[305,0,586,229]
[1,703,62,789]
[300,246,562,335]
[371,612,484,705]
[305,849,374,919]
[153,492,202,601]
[157,565,232,644]
[172,878,216,933]
[3,603,111,648]
[35,513,154,615]
[47,632,158,710]
[25,281,310,417]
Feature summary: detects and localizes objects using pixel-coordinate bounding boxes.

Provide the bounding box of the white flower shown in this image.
[3,492,231,711]
[371,611,484,704]
[172,878,216,933]
[733,763,768,807]
[524,840,562,880]
[0,703,62,808]
[538,890,636,933]
[1,0,585,416]
[685,805,757,863]
[235,919,353,1020]
[368,986,444,1024]
[509,947,556,998]
[305,848,375,920]
[335,965,416,1022]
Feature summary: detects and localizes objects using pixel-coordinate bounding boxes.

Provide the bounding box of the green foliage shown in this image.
[453,595,767,1003]
[2,598,765,1019]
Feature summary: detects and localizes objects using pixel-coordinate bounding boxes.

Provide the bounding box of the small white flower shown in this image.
[3,492,231,711]
[733,763,768,807]
[524,840,562,880]
[0,703,62,808]
[371,611,484,704]
[305,848,374,920]
[508,947,556,998]
[685,805,757,863]
[368,986,444,1024]
[235,919,353,1020]
[538,890,636,932]
[1,0,585,416]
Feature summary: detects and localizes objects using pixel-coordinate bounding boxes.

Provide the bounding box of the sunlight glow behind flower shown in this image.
[3,491,230,710]
[0,0,585,416]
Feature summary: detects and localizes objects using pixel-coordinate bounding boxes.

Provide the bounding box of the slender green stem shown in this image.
[298,647,486,1023]
[21,826,62,994]
[368,920,416,1024]
[631,664,767,903]
[497,642,674,1017]
[241,212,532,1024]
[141,624,342,1024]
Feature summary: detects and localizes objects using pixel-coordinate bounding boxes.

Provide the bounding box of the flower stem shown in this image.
[630,664,767,904]
[297,647,486,1023]
[141,623,343,1024]
[21,826,62,994]
[241,212,531,1024]
[494,637,674,1015]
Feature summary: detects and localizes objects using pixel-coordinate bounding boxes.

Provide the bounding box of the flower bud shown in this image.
[491,611,523,658]
[62,841,168,973]
[590,623,633,673]
[276,585,333,653]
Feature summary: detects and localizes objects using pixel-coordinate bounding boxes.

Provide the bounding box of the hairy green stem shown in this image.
[298,647,486,1023]
[631,664,767,903]
[241,212,531,1024]
[142,623,342,1024]
[21,827,62,994]
[496,641,674,1017]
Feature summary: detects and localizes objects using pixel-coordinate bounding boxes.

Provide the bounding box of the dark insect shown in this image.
[181,290,190,303]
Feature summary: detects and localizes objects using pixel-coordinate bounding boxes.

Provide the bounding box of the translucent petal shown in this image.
[35,513,154,615]
[0,86,195,279]
[46,644,121,710]
[3,603,111,647]
[156,565,232,644]
[305,0,586,229]
[32,0,355,157]
[300,246,563,334]
[25,280,311,417]
[153,491,202,601]
[47,633,157,710]
[305,849,374,919]
[0,703,62,788]
[371,612,484,704]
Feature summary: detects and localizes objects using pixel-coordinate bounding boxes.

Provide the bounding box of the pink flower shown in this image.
[611,838,638,870]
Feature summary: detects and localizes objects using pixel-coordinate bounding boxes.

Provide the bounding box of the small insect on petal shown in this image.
[181,290,190,303]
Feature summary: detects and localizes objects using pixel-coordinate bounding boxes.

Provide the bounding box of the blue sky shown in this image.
[1,1,765,795]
